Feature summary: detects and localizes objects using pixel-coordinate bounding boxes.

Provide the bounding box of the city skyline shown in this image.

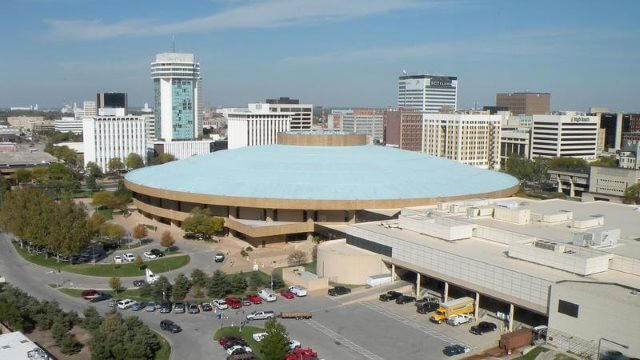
[1,0,639,111]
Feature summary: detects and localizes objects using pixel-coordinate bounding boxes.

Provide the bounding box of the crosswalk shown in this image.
[305,319,387,360]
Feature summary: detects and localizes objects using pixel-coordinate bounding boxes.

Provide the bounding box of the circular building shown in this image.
[125,133,518,246]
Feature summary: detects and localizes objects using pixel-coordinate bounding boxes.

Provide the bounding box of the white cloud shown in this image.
[46,0,436,40]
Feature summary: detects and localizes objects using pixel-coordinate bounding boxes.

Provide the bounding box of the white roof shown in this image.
[0,332,47,360]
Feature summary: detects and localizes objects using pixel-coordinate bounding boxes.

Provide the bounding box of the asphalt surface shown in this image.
[0,233,497,360]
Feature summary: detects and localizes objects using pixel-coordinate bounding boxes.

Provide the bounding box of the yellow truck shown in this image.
[430,297,474,324]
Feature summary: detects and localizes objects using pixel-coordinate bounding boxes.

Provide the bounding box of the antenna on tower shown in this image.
[172,36,176,52]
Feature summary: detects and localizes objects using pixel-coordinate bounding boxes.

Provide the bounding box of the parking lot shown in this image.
[99,287,503,360]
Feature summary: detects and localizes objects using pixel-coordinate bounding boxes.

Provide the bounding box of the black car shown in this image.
[443,345,470,357]
[174,302,186,313]
[328,286,351,296]
[133,280,146,287]
[201,302,213,312]
[416,301,439,314]
[379,291,402,302]
[89,292,111,303]
[470,321,497,335]
[159,302,173,313]
[149,248,165,258]
[395,295,416,304]
[415,296,439,307]
[160,320,182,333]
[223,339,248,350]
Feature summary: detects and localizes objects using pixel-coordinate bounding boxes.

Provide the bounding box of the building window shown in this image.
[557,299,579,318]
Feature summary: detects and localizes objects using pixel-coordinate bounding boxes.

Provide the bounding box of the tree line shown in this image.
[181,207,225,239]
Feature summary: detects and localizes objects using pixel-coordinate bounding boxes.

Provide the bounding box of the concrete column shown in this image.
[229,207,236,219]
[569,178,575,197]
[508,303,514,332]
[474,292,480,321]
[347,210,356,223]
[391,264,396,282]
[306,210,315,223]
[443,281,449,303]
[556,175,562,193]
[266,209,273,222]
[416,273,421,298]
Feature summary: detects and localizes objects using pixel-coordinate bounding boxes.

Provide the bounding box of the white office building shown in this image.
[151,52,202,142]
[83,114,147,172]
[531,114,599,161]
[54,117,83,134]
[152,140,213,160]
[398,74,458,113]
[141,114,156,142]
[74,101,97,120]
[223,103,291,149]
[422,114,502,169]
[341,109,384,143]
[266,97,313,131]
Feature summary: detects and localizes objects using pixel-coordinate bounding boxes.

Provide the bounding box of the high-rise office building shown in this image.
[83,115,147,172]
[342,109,384,143]
[223,103,292,149]
[97,92,128,112]
[398,74,458,113]
[530,113,598,161]
[422,114,502,169]
[151,52,202,142]
[496,92,550,115]
[266,97,313,131]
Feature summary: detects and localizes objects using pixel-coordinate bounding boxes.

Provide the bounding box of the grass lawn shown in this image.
[271,261,317,280]
[14,244,190,277]
[96,208,113,220]
[154,332,171,360]
[513,347,550,360]
[214,326,265,359]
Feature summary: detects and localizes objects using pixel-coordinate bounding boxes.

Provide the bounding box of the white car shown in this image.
[143,251,157,259]
[226,345,252,355]
[288,285,308,297]
[212,299,228,310]
[114,255,123,264]
[117,299,134,309]
[252,332,267,342]
[123,253,135,262]
[258,288,277,302]
[289,340,301,350]
[447,313,473,326]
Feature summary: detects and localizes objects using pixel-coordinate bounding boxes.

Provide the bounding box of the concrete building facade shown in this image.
[496,92,550,115]
[153,139,213,160]
[422,114,502,169]
[151,52,202,141]
[398,74,458,113]
[589,166,640,198]
[500,127,531,167]
[619,141,640,169]
[54,117,83,134]
[531,114,599,161]
[224,103,291,149]
[83,115,147,172]
[266,97,312,131]
[341,109,384,143]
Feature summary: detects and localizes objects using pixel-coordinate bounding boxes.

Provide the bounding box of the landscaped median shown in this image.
[14,244,190,277]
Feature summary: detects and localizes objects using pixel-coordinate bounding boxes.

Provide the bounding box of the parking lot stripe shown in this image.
[360,302,470,348]
[305,319,387,360]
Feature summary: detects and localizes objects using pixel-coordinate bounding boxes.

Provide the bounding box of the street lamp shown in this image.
[598,338,629,360]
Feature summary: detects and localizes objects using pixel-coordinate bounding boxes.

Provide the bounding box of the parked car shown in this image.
[379,291,402,302]
[81,289,99,300]
[133,280,146,287]
[416,301,439,314]
[117,299,134,309]
[213,299,229,310]
[226,345,252,356]
[279,290,295,299]
[149,248,164,257]
[470,321,497,335]
[328,286,351,296]
[223,339,248,350]
[226,297,242,309]
[258,289,277,302]
[130,302,146,311]
[443,344,471,357]
[395,295,416,304]
[143,251,157,259]
[90,292,111,303]
[214,253,225,262]
[241,298,251,307]
[447,313,473,326]
[285,348,318,360]
[145,302,159,312]
[188,303,200,314]
[246,310,275,321]
[160,302,173,313]
[201,302,213,312]
[174,302,186,313]
[114,255,123,264]
[107,299,118,308]
[160,319,182,333]
[219,336,245,347]
[415,296,439,307]
[288,340,301,350]
[123,253,135,262]
[246,294,263,304]
[288,285,307,297]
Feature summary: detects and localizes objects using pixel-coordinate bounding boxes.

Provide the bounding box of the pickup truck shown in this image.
[279,311,312,320]
[246,310,275,321]
[447,313,473,326]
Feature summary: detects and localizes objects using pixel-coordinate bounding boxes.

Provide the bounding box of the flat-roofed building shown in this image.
[500,127,531,167]
[398,74,458,113]
[83,114,147,172]
[266,97,312,131]
[531,114,598,161]
[54,116,83,134]
[0,331,51,360]
[496,92,550,115]
[342,109,384,143]
[223,103,291,149]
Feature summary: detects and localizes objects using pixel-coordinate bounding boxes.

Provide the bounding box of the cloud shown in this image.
[46,0,436,40]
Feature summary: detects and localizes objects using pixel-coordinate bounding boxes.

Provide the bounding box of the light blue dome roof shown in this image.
[125,145,518,201]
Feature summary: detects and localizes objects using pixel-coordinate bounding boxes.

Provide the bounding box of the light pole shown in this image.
[597,338,629,360]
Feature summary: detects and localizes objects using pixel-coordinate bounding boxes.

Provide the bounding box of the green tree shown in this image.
[47,197,90,260]
[92,191,112,209]
[60,334,83,355]
[86,174,99,191]
[271,274,285,290]
[109,277,122,295]
[14,169,33,183]
[51,318,69,345]
[87,212,107,237]
[82,307,103,333]
[229,273,248,294]
[287,250,307,265]
[207,270,229,298]
[135,255,144,270]
[125,153,145,170]
[624,183,640,204]
[100,222,126,244]
[172,273,191,301]
[155,153,176,164]
[151,276,173,302]
[86,162,103,178]
[190,269,208,288]
[248,271,263,290]
[260,318,290,360]
[591,157,617,167]
[181,208,222,239]
[107,157,125,174]
[0,301,26,330]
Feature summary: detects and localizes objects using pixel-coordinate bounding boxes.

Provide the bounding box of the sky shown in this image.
[1,0,639,112]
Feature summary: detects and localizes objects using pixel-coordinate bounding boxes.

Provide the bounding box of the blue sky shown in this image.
[1,0,639,111]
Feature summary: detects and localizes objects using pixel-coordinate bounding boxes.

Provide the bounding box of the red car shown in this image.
[225,296,242,309]
[285,348,318,360]
[218,336,242,346]
[280,290,295,299]
[81,289,99,300]
[246,294,262,304]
